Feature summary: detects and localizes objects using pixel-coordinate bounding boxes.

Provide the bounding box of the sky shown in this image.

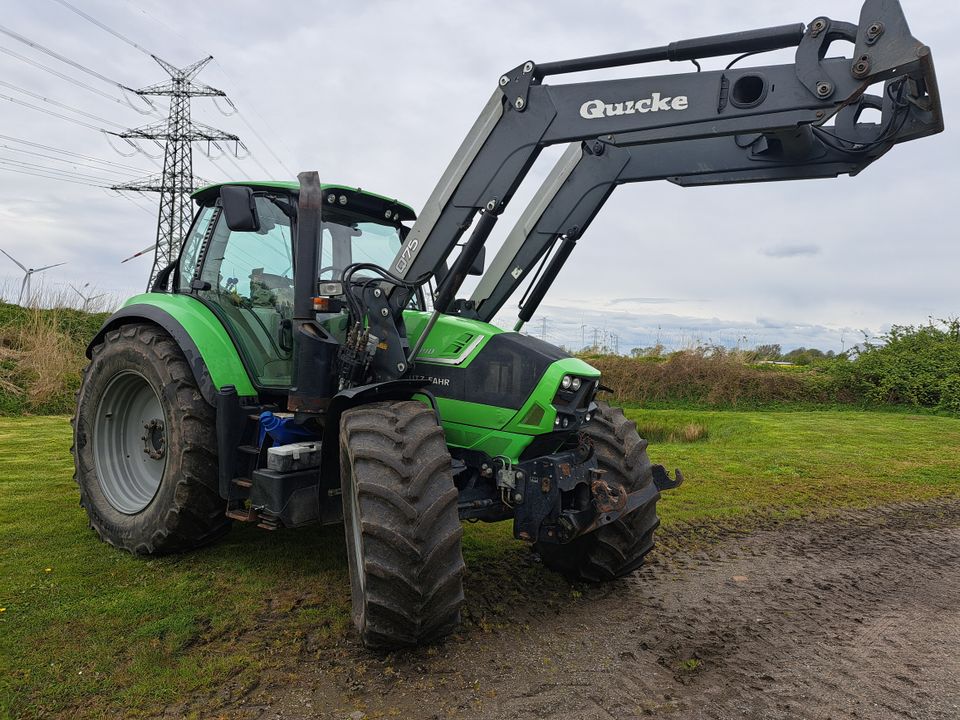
[0,0,956,353]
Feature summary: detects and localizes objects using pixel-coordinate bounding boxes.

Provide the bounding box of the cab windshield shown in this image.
[318,220,402,281]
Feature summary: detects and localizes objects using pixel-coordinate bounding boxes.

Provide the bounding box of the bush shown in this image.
[937,376,960,414]
[580,321,960,413]
[585,346,827,407]
[829,319,960,409]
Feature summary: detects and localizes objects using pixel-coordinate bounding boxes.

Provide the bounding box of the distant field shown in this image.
[2,410,959,719]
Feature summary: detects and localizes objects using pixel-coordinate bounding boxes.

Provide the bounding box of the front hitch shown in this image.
[508,450,685,544]
[652,464,684,491]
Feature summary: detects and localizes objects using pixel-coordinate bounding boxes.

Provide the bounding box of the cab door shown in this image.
[192,195,295,388]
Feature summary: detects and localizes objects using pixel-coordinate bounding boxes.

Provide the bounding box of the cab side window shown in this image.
[177,206,216,289]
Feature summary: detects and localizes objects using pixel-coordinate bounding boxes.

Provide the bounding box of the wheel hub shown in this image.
[141,419,166,460]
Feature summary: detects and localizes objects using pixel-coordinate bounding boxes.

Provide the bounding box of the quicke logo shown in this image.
[580,92,689,119]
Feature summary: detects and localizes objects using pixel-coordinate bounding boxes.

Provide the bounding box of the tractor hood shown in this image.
[403,311,600,456]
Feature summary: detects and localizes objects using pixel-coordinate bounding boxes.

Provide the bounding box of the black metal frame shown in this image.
[388,0,941,335]
[469,86,930,323]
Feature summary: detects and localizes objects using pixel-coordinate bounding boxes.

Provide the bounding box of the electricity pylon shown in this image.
[111,56,238,288]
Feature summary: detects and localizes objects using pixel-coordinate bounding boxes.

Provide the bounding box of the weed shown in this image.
[635,421,708,444]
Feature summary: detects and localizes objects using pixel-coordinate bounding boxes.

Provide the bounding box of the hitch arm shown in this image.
[390,0,941,317]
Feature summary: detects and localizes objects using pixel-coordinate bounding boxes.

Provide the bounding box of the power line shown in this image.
[0,159,109,187]
[0,156,124,184]
[0,133,153,174]
[50,0,155,57]
[108,189,156,216]
[0,167,104,187]
[238,144,277,181]
[0,91,106,131]
[227,99,294,178]
[211,59,296,178]
[0,23,142,94]
[0,144,147,178]
[0,45,156,115]
[201,154,237,182]
[0,79,127,129]
[211,141,247,179]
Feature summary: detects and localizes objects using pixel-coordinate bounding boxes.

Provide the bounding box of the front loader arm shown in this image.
[469,76,936,324]
[391,0,941,334]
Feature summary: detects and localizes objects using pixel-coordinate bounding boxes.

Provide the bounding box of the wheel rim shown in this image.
[347,473,366,595]
[93,370,167,514]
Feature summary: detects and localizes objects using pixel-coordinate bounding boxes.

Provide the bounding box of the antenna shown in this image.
[1,248,66,306]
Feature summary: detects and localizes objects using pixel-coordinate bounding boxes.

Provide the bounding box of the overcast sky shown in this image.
[0,0,956,352]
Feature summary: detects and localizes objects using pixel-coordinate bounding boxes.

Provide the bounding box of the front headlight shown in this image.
[561,375,572,390]
[571,377,582,391]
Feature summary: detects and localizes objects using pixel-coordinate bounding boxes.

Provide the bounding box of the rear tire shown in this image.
[535,402,661,582]
[340,400,465,649]
[72,323,230,555]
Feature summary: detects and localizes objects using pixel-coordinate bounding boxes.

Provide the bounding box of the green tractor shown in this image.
[74,1,941,648]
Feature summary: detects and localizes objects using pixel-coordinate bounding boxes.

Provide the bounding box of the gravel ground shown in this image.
[196,500,960,720]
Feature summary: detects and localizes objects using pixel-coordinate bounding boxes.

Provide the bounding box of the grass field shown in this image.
[2,409,959,719]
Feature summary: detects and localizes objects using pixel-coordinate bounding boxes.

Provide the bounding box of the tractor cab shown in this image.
[182,181,417,387]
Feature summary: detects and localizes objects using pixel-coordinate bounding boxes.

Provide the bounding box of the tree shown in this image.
[754,344,782,360]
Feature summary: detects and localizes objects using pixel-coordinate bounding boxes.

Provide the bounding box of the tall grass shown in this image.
[0,277,122,314]
[0,298,107,415]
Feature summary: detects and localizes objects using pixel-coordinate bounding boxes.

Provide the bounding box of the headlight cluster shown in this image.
[560,375,582,392]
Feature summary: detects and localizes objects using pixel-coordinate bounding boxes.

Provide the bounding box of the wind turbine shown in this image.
[70,283,105,312]
[0,249,67,306]
[120,243,157,264]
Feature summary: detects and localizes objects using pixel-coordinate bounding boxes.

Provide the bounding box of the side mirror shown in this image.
[468,245,486,276]
[220,186,260,232]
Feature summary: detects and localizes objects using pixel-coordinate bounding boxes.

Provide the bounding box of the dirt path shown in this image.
[214,501,960,720]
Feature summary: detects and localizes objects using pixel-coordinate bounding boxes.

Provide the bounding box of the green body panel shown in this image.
[404,310,501,367]
[115,296,600,463]
[501,357,601,437]
[121,293,257,396]
[404,310,601,461]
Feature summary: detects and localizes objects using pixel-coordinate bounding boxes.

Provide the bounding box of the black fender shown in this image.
[318,379,436,522]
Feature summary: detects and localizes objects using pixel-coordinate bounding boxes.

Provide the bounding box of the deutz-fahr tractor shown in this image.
[73,0,942,648]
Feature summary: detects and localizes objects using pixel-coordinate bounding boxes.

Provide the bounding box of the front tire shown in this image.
[340,401,465,649]
[536,402,661,582]
[72,323,230,555]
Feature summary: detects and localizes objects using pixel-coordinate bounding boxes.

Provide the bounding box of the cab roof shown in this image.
[191,180,417,222]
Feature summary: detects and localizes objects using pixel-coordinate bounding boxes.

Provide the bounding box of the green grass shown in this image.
[2,410,959,718]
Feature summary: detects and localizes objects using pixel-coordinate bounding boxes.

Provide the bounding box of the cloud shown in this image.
[608,297,690,305]
[498,304,863,354]
[0,0,955,349]
[761,244,821,258]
